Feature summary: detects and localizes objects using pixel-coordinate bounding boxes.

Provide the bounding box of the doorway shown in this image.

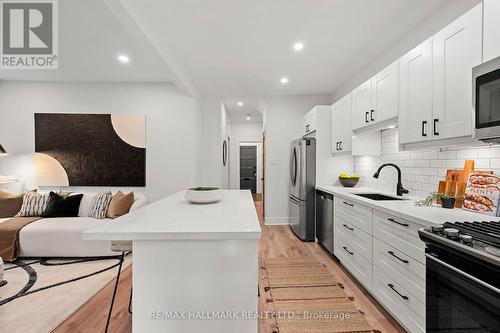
[239,145,257,193]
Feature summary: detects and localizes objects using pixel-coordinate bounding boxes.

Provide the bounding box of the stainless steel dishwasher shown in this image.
[315,190,334,254]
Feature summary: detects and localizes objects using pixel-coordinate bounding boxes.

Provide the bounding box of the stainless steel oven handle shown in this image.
[426,254,500,295]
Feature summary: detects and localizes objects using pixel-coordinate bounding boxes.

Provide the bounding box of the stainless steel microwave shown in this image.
[473,55,500,142]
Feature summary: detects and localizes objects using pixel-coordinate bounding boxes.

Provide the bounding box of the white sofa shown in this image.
[0,191,147,258]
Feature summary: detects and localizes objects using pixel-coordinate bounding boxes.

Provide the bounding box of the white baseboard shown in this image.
[264,217,290,225]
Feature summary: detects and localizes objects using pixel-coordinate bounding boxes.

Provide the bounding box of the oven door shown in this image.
[473,56,500,141]
[426,253,500,332]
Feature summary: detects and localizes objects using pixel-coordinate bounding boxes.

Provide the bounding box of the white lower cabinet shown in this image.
[333,196,426,332]
[336,216,372,261]
[334,234,372,290]
[372,267,425,333]
[373,238,425,304]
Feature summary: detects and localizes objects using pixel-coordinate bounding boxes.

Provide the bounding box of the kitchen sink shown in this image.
[354,193,406,201]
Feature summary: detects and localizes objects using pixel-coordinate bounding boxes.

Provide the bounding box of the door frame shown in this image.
[238,141,263,196]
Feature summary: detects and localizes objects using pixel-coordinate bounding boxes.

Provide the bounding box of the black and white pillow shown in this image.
[16,191,50,217]
[88,191,113,219]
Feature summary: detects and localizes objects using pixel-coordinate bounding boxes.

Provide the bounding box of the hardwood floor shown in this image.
[55,198,405,333]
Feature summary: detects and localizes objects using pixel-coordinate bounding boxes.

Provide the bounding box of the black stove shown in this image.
[419,220,500,332]
[419,220,500,268]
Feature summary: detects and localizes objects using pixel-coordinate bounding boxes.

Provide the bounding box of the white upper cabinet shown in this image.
[372,61,399,124]
[331,93,352,153]
[352,80,372,130]
[432,4,482,141]
[302,108,317,135]
[352,61,398,131]
[483,0,500,63]
[399,38,433,145]
[398,4,482,147]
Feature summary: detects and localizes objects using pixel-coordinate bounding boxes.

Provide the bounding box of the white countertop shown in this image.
[316,185,500,226]
[84,190,262,241]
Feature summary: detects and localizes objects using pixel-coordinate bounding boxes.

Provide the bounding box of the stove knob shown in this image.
[431,225,444,234]
[444,228,459,239]
[461,235,473,245]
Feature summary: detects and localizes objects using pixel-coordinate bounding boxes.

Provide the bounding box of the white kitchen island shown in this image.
[84,190,261,333]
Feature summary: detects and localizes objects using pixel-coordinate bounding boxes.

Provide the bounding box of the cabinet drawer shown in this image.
[334,198,372,235]
[334,235,372,290]
[373,267,425,333]
[372,210,425,264]
[336,216,372,262]
[373,238,425,304]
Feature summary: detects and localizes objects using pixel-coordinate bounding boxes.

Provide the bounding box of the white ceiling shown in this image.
[223,97,262,122]
[0,0,174,82]
[117,0,471,98]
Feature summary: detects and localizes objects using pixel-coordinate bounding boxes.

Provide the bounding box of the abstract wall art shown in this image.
[34,113,146,187]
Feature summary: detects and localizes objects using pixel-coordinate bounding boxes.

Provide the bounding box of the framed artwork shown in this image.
[34,113,146,186]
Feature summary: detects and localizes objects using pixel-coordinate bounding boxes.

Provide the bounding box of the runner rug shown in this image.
[264,257,379,333]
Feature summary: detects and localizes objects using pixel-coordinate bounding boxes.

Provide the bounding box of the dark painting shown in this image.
[34,113,146,186]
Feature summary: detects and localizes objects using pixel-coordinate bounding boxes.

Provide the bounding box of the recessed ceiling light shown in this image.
[117,54,130,64]
[246,114,252,121]
[280,77,289,85]
[237,101,244,106]
[293,42,304,51]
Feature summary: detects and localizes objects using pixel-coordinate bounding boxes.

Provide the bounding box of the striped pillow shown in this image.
[88,191,113,219]
[16,191,50,217]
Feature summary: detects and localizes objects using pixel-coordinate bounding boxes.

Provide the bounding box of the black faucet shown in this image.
[373,163,409,196]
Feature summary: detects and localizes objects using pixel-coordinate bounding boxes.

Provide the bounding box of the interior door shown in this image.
[372,61,398,124]
[239,145,257,193]
[352,79,372,130]
[432,4,482,140]
[399,38,433,144]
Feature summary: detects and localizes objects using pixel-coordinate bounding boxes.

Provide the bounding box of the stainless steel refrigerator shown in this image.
[289,137,316,241]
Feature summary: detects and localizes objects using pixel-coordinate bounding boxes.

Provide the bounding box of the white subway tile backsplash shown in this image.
[438,151,456,160]
[354,130,500,198]
[429,159,447,168]
[422,151,438,159]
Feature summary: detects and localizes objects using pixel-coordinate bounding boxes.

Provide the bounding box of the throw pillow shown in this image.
[41,191,84,218]
[88,191,113,219]
[16,191,50,217]
[0,191,24,218]
[106,191,135,219]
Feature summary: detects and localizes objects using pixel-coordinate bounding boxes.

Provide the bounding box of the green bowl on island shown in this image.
[338,174,360,188]
[185,187,222,204]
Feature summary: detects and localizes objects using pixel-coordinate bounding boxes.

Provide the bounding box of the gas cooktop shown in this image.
[419,220,500,267]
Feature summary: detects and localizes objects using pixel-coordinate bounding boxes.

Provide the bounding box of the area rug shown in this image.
[264,258,378,333]
[0,255,131,333]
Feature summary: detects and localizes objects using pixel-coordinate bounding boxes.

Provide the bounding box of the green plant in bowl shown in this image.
[189,187,220,191]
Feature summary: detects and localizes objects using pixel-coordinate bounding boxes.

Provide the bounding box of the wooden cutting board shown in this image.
[437,160,493,208]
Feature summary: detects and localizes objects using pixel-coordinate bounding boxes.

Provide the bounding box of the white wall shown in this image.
[331,0,480,103]
[198,98,231,189]
[228,121,263,193]
[0,81,201,202]
[263,95,331,225]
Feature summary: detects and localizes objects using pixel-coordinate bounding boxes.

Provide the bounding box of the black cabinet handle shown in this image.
[388,251,409,264]
[343,246,354,255]
[365,111,369,123]
[339,141,343,150]
[342,201,354,207]
[335,142,339,151]
[387,218,409,227]
[433,119,439,136]
[387,283,409,300]
[343,224,354,231]
[370,109,375,122]
[422,121,427,137]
